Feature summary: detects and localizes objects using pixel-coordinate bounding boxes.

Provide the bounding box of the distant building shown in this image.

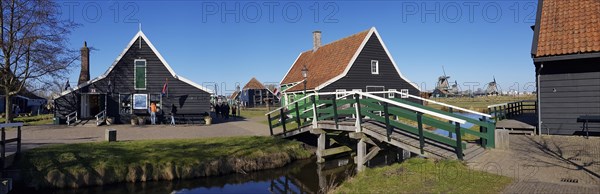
[239,77,278,107]
[0,90,47,115]
[54,31,212,124]
[280,27,420,106]
[531,0,600,134]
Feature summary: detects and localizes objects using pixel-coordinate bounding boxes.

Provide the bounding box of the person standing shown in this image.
[170,104,177,126]
[150,102,157,125]
[231,104,237,119]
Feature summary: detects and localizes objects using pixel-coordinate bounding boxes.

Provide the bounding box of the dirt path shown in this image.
[3,117,272,153]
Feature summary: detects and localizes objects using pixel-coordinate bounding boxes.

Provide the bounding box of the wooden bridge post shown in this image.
[1,127,4,169]
[267,114,273,136]
[455,122,463,160]
[480,116,488,148]
[17,125,21,154]
[383,102,391,141]
[417,113,425,155]
[332,98,339,129]
[311,95,318,128]
[448,107,453,138]
[357,137,366,172]
[294,102,301,127]
[354,94,362,132]
[493,107,498,122]
[317,132,326,163]
[280,109,287,134]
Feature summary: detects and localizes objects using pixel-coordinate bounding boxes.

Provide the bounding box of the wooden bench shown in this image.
[577,115,600,138]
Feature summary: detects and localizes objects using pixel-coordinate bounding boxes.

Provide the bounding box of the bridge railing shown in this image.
[266,91,497,160]
[0,123,22,169]
[488,100,537,122]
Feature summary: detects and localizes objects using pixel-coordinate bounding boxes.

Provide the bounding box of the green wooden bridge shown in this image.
[266,91,497,171]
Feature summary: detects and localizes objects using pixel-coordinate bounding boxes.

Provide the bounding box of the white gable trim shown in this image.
[315,27,421,91]
[372,28,421,91]
[58,31,212,98]
[314,28,373,91]
[279,53,303,85]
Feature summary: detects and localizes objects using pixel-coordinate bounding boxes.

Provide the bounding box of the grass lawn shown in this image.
[334,158,512,194]
[20,136,312,188]
[428,95,536,113]
[239,108,271,119]
[0,114,53,125]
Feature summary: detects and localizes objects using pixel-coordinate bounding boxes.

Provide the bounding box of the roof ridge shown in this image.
[300,28,371,54]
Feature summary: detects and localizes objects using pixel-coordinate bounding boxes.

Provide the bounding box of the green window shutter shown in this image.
[135,60,146,89]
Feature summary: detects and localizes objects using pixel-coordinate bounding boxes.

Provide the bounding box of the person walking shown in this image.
[170,104,177,126]
[150,102,157,125]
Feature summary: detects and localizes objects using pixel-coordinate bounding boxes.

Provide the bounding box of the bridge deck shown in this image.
[496,113,537,134]
[275,119,486,161]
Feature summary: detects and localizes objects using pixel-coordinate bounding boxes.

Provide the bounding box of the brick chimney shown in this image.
[313,30,321,52]
[78,41,90,85]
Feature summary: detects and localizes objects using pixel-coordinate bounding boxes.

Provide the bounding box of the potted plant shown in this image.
[204,115,212,125]
[138,116,146,125]
[106,117,114,125]
[131,117,138,125]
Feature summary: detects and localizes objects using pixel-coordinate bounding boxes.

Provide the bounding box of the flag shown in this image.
[64,80,70,90]
[162,78,168,97]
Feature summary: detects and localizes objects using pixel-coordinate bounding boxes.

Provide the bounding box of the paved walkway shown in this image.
[468,135,600,193]
[2,117,272,153]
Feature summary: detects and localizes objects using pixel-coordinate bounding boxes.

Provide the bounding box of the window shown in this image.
[388,89,397,98]
[133,93,148,109]
[119,94,132,114]
[336,89,346,99]
[400,89,409,98]
[134,59,146,90]
[150,93,162,109]
[371,60,379,74]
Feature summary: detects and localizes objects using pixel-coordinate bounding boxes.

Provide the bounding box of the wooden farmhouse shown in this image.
[531,0,600,134]
[239,77,278,107]
[280,27,420,106]
[54,31,212,124]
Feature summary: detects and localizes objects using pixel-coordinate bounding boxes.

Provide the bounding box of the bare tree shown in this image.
[0,0,78,123]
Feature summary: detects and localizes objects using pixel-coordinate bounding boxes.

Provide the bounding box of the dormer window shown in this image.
[134,59,146,90]
[371,60,379,74]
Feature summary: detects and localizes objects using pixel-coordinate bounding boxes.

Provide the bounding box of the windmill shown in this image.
[434,66,459,97]
[435,66,451,92]
[449,80,460,95]
[486,76,499,95]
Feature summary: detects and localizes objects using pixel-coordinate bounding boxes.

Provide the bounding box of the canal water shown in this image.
[13,148,405,194]
[432,113,482,139]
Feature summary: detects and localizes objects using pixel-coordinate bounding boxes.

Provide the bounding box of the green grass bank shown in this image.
[333,158,512,194]
[19,136,312,189]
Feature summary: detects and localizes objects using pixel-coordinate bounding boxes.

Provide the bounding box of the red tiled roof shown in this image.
[229,91,239,100]
[281,29,370,92]
[243,77,267,90]
[535,0,600,57]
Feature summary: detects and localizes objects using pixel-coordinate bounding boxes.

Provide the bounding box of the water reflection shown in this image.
[13,148,407,194]
[13,157,356,194]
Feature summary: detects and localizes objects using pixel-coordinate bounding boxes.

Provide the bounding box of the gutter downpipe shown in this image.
[537,64,543,136]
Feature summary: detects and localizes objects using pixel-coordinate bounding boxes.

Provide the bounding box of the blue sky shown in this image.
[60,0,538,95]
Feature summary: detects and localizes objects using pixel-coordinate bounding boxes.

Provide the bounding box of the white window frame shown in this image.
[133,93,148,110]
[134,59,147,90]
[371,60,379,75]
[400,89,409,98]
[388,89,397,98]
[336,89,346,99]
